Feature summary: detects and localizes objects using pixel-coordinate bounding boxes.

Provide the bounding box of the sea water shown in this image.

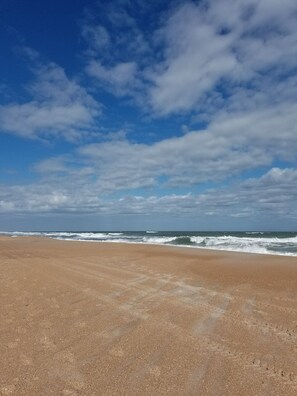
[2,231,297,257]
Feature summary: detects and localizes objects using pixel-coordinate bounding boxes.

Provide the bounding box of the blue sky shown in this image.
[0,0,297,231]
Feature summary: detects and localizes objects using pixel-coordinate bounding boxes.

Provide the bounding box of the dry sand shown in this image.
[1,236,297,395]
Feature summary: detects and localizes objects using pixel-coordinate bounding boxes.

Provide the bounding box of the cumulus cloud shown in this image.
[148,0,297,115]
[81,1,151,100]
[1,0,296,228]
[3,95,293,216]
[149,2,238,115]
[75,97,297,190]
[0,58,100,141]
[81,0,297,119]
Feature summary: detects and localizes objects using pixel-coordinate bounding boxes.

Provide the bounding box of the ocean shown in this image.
[2,231,297,257]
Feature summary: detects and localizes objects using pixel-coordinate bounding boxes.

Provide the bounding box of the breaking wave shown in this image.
[1,231,297,256]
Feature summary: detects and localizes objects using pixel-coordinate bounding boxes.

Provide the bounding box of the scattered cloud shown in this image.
[1,0,296,229]
[0,55,100,142]
[149,2,238,115]
[1,167,296,221]
[148,0,297,115]
[75,98,296,190]
[81,0,297,124]
[86,60,140,96]
[202,167,297,219]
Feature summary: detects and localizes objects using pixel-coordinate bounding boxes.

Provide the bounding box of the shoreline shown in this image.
[1,236,297,395]
[3,234,297,258]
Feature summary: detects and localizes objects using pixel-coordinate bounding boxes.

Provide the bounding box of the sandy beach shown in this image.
[1,236,297,395]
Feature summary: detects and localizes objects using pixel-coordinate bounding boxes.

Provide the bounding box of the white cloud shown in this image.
[148,0,297,115]
[86,60,139,96]
[1,168,296,221]
[1,0,296,228]
[74,98,297,190]
[81,1,297,117]
[81,2,151,100]
[210,102,297,160]
[149,2,238,115]
[33,156,71,174]
[0,60,100,141]
[3,91,287,208]
[204,167,297,219]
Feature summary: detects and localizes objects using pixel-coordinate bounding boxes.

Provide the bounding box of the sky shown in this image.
[0,0,297,231]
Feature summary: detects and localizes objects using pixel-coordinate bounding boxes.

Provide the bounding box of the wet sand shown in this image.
[1,236,297,395]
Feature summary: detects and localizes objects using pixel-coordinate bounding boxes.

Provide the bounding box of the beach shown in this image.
[1,236,297,395]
